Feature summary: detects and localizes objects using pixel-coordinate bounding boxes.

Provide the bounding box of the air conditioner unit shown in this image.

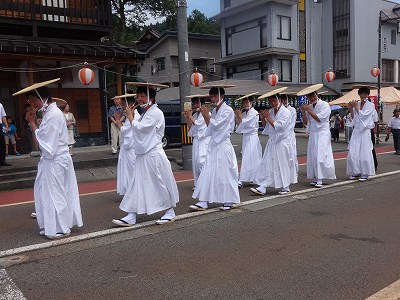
[209,67,215,73]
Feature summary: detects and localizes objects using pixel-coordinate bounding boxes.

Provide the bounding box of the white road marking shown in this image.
[1,169,400,259]
[365,279,400,300]
[0,269,26,300]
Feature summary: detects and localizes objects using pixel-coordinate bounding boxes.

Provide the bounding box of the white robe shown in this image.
[119,104,179,215]
[347,101,375,176]
[192,102,240,204]
[286,105,299,178]
[236,107,262,183]
[254,105,298,188]
[34,103,83,236]
[117,110,140,195]
[188,111,211,187]
[305,99,336,180]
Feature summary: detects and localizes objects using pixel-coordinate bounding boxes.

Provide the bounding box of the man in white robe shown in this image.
[280,93,299,182]
[298,84,336,188]
[347,86,376,181]
[234,94,262,188]
[190,86,240,211]
[250,87,297,195]
[183,95,211,190]
[113,95,140,195]
[20,82,83,239]
[112,84,179,226]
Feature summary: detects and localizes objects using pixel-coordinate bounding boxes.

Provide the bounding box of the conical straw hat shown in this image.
[296,83,324,96]
[199,83,235,89]
[236,92,258,101]
[126,82,169,89]
[52,97,68,106]
[112,93,137,99]
[258,87,288,100]
[12,78,61,96]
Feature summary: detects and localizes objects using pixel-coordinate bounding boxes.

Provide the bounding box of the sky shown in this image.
[186,0,220,17]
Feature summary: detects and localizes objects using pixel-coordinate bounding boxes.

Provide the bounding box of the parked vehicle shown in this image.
[157,100,182,148]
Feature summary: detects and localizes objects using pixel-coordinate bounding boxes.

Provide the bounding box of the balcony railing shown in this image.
[0,0,111,27]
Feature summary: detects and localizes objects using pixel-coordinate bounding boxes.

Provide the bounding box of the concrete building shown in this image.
[215,0,400,94]
[135,30,221,87]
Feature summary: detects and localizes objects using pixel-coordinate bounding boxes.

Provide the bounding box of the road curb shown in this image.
[1,169,400,260]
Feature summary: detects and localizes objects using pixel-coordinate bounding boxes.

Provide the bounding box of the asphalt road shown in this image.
[2,171,400,300]
[0,145,400,299]
[0,131,399,299]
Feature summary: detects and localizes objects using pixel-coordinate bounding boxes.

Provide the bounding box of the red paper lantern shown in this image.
[268,70,279,86]
[191,71,203,86]
[78,67,95,85]
[371,65,380,77]
[325,69,335,82]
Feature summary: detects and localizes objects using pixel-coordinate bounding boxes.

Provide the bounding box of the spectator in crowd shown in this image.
[108,97,123,154]
[3,116,21,156]
[0,101,11,166]
[386,108,400,155]
[343,110,353,143]
[23,103,34,153]
[330,111,341,142]
[62,104,76,156]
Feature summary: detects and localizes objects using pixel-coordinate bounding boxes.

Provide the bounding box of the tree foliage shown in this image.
[111,0,177,44]
[151,9,220,36]
[111,2,220,46]
[187,10,220,35]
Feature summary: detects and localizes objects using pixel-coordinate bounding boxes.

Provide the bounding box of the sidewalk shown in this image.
[0,131,395,191]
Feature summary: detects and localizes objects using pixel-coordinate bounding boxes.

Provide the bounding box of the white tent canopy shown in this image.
[329,86,400,106]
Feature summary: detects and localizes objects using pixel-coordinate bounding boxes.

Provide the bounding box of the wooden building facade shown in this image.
[0,0,145,151]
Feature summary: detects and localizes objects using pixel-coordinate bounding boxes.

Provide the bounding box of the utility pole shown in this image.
[177,0,192,170]
[377,11,382,142]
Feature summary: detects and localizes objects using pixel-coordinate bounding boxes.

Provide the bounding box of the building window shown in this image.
[261,18,267,47]
[391,30,397,45]
[227,60,268,80]
[332,0,350,78]
[277,16,291,40]
[171,56,179,69]
[192,59,208,72]
[156,57,165,71]
[226,27,233,55]
[76,100,88,119]
[225,17,267,56]
[382,59,394,82]
[277,59,292,82]
[224,0,231,8]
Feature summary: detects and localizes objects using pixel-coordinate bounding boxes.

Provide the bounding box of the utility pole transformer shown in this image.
[177,0,192,170]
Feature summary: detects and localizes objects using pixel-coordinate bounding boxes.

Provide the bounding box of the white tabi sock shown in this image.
[283,186,290,192]
[257,186,267,194]
[161,208,176,219]
[195,201,208,209]
[316,179,323,185]
[122,212,137,224]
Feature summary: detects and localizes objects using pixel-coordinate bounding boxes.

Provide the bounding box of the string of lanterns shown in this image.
[175,65,383,88]
[78,63,95,85]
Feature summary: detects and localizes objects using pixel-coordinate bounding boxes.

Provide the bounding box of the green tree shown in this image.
[187,9,220,35]
[150,9,220,36]
[111,0,177,44]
